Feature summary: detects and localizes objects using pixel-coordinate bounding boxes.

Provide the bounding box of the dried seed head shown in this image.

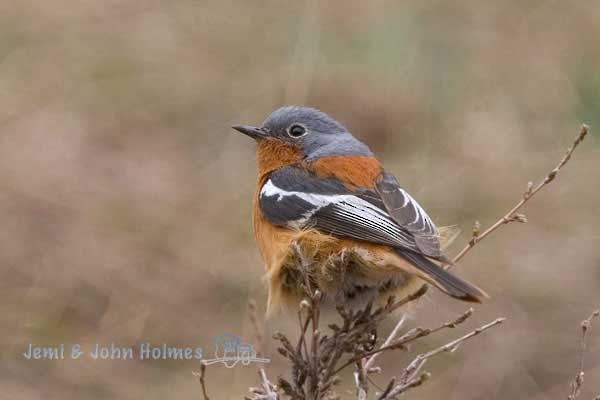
[582,320,590,331]
[514,213,528,223]
[300,299,311,310]
[313,290,322,302]
[472,221,481,237]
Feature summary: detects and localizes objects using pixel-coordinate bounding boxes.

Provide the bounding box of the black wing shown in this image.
[259,165,487,302]
[375,171,442,258]
[259,166,420,252]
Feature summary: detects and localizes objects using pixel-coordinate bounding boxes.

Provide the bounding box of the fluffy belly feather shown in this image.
[254,223,423,315]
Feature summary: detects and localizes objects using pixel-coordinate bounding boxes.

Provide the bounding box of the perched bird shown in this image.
[233,106,487,315]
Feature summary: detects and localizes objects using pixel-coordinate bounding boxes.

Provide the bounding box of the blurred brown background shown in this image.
[1,1,599,399]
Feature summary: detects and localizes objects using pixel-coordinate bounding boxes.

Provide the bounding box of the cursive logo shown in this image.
[201,334,270,368]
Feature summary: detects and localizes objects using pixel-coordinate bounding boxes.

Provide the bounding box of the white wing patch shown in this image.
[398,188,437,233]
[260,179,414,247]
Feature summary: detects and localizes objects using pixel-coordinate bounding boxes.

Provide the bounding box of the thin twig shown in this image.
[378,317,505,399]
[364,314,406,372]
[354,360,368,400]
[338,309,474,374]
[240,124,588,399]
[376,377,396,400]
[403,317,504,382]
[568,309,600,400]
[379,372,430,398]
[452,124,589,264]
[260,368,278,400]
[400,318,503,386]
[192,364,210,400]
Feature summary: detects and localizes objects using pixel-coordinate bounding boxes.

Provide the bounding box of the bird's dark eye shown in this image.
[287,124,307,138]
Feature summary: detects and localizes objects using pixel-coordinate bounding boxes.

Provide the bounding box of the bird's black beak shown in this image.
[232,125,267,140]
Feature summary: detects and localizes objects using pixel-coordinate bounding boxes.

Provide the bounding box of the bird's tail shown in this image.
[395,249,488,303]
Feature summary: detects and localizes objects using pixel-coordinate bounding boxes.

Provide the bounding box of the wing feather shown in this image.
[258,165,487,302]
[259,167,419,252]
[375,171,441,257]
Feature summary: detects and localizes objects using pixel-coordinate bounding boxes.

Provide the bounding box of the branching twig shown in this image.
[452,124,589,264]
[378,372,430,399]
[270,243,432,399]
[568,309,600,400]
[375,317,504,399]
[244,124,589,399]
[336,308,475,374]
[247,368,279,400]
[270,244,506,399]
[399,318,505,385]
[364,315,406,373]
[355,360,369,400]
[354,124,590,398]
[260,368,278,400]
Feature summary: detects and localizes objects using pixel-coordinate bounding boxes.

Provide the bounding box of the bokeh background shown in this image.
[1,1,599,399]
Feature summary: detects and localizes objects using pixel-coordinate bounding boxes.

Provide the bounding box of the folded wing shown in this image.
[259,166,419,252]
[259,165,487,302]
[375,171,441,258]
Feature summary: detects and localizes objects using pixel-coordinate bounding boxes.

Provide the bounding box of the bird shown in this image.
[233,106,487,315]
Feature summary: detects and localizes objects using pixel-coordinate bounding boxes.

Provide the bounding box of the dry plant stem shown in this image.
[354,361,368,400]
[337,308,475,374]
[363,314,406,371]
[260,368,278,400]
[354,315,406,397]
[377,378,396,399]
[568,309,600,400]
[240,125,588,399]
[378,373,430,399]
[273,243,508,399]
[272,243,432,400]
[452,124,589,264]
[378,317,505,400]
[195,364,210,400]
[402,318,505,382]
[363,123,590,397]
[365,124,589,388]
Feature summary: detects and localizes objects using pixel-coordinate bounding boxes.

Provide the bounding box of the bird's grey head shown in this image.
[232,106,373,160]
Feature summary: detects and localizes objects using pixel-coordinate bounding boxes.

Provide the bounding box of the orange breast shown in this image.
[252,149,383,267]
[255,139,303,178]
[252,139,303,268]
[251,146,392,314]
